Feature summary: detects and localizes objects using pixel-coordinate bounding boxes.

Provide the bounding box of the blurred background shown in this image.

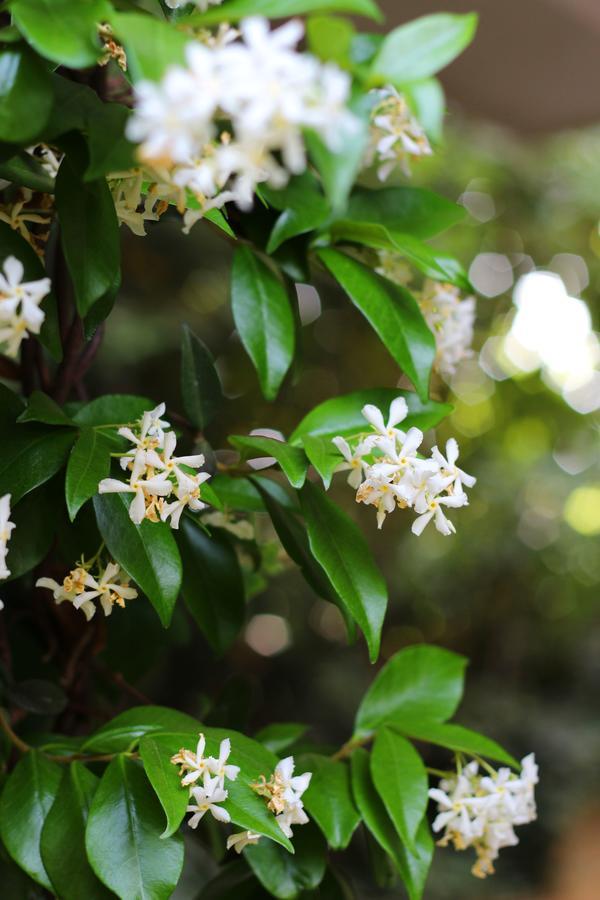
[87,2,600,897]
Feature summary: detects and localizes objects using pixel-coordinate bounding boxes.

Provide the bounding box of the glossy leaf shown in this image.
[0,751,62,890]
[85,101,135,180]
[17,391,73,427]
[290,389,452,444]
[338,186,465,240]
[354,644,467,736]
[370,13,478,85]
[73,393,153,427]
[137,729,294,850]
[11,0,110,68]
[85,756,184,900]
[7,678,67,715]
[254,722,308,754]
[0,48,53,143]
[180,324,223,430]
[82,705,201,754]
[231,247,295,401]
[0,151,55,193]
[403,77,446,143]
[193,0,382,25]
[40,764,112,900]
[393,720,519,768]
[307,14,355,67]
[299,754,360,849]
[318,249,435,401]
[4,485,54,581]
[299,480,387,662]
[301,434,341,489]
[178,517,246,655]
[245,822,327,898]
[0,424,75,504]
[351,749,433,900]
[139,734,190,839]
[109,12,189,82]
[66,427,113,520]
[263,172,330,253]
[55,145,120,318]
[93,493,182,627]
[371,728,428,850]
[230,435,308,489]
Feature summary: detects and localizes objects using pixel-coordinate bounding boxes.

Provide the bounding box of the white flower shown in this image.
[430,754,538,879]
[411,492,468,537]
[208,738,241,787]
[226,830,261,854]
[69,561,137,617]
[0,494,15,581]
[202,510,255,541]
[0,256,50,358]
[361,396,408,441]
[332,436,373,489]
[187,773,230,827]
[431,437,476,499]
[251,755,312,841]
[98,457,173,526]
[146,431,205,491]
[172,733,212,787]
[274,756,312,804]
[276,799,310,839]
[418,279,476,380]
[364,86,432,181]
[160,472,211,529]
[36,575,97,621]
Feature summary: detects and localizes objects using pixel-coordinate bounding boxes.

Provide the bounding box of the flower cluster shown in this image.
[126,17,355,228]
[364,87,432,181]
[97,403,211,528]
[417,278,477,379]
[171,733,243,836]
[0,256,50,358]
[332,397,476,535]
[36,558,137,621]
[251,756,312,839]
[0,494,15,582]
[429,755,539,879]
[376,255,477,380]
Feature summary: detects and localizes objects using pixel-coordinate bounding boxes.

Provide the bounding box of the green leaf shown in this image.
[371,728,427,851]
[139,735,189,839]
[209,474,265,513]
[318,248,435,402]
[301,434,341,489]
[65,427,113,520]
[307,14,355,67]
[231,247,295,401]
[0,48,53,143]
[55,144,120,318]
[263,172,330,253]
[403,78,445,143]
[290,389,452,444]
[109,12,189,82]
[4,485,54,581]
[0,424,75,504]
[245,822,327,898]
[17,391,73,427]
[299,480,387,662]
[306,91,372,213]
[0,751,62,890]
[6,678,66,715]
[40,764,112,900]
[85,102,136,180]
[11,0,111,68]
[370,13,478,86]
[354,644,467,736]
[192,0,383,26]
[0,150,55,193]
[250,477,340,607]
[180,324,223,430]
[338,186,465,240]
[81,705,201,754]
[298,754,360,849]
[351,749,433,900]
[136,729,294,851]
[0,220,61,360]
[73,393,153,427]
[178,517,245,655]
[93,493,182,627]
[254,723,307,754]
[392,721,519,769]
[229,435,308,489]
[85,756,184,900]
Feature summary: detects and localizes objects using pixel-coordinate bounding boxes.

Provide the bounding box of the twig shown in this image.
[0,708,31,755]
[331,734,372,761]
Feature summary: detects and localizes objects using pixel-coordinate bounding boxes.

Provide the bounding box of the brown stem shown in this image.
[0,356,20,381]
[0,708,31,755]
[73,322,105,383]
[51,313,84,404]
